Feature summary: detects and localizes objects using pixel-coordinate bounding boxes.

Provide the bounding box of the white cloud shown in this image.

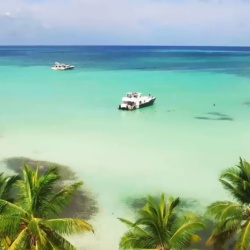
[0,0,249,45]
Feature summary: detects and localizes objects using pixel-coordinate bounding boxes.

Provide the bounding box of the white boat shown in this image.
[118,92,156,110]
[51,62,75,70]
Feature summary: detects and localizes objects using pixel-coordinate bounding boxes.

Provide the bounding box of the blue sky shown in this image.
[0,0,249,45]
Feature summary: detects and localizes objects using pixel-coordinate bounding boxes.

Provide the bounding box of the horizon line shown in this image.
[0,45,250,48]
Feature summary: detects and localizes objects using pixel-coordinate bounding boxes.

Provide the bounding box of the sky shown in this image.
[0,0,249,45]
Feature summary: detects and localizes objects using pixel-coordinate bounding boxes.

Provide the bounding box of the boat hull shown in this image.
[51,67,75,70]
[118,98,156,110]
[139,97,156,108]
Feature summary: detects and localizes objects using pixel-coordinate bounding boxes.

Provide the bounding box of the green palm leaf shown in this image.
[40,181,83,218]
[43,218,93,234]
[169,213,204,249]
[8,228,28,250]
[119,230,156,249]
[206,158,250,249]
[0,173,20,201]
[118,218,136,227]
[0,164,93,249]
[234,220,250,250]
[206,201,244,221]
[119,194,203,250]
[220,159,250,204]
[0,198,28,215]
[45,230,77,250]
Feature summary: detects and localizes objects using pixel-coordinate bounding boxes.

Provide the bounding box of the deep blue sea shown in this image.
[0,46,250,249]
[1,46,250,76]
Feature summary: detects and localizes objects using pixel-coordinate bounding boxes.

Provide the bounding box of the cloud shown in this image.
[0,0,249,45]
[0,13,50,45]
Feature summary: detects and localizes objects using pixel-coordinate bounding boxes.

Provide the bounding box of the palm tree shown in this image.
[206,158,250,250]
[118,194,204,250]
[0,173,20,248]
[0,164,93,250]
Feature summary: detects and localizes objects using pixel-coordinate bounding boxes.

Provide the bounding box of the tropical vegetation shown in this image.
[1,158,250,249]
[0,164,93,249]
[0,172,20,248]
[206,158,250,250]
[118,194,204,250]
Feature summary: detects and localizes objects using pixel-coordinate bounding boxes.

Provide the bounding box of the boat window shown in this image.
[127,93,132,98]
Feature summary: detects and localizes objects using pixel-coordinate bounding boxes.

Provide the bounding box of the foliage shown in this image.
[0,172,19,202]
[206,158,250,250]
[118,193,204,250]
[0,173,20,249]
[0,165,93,250]
[3,157,98,220]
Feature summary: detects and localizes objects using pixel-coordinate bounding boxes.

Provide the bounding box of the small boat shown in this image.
[51,62,75,70]
[118,92,156,110]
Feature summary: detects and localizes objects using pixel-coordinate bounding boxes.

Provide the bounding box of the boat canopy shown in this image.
[126,92,142,98]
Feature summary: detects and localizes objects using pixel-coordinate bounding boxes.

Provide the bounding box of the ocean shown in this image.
[0,46,250,249]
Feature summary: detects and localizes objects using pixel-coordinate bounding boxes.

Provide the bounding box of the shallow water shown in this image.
[0,46,250,249]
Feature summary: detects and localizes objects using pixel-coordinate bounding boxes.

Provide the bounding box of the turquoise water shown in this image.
[0,46,250,249]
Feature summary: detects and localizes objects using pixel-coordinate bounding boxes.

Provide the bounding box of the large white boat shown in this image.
[51,62,75,70]
[118,92,156,110]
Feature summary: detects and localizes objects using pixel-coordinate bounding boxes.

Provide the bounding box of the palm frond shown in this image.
[8,228,28,250]
[118,217,153,238]
[206,200,243,248]
[119,230,156,250]
[14,165,36,213]
[118,194,202,250]
[0,174,20,201]
[206,201,244,221]
[206,226,237,248]
[164,197,179,231]
[15,165,60,215]
[219,179,249,205]
[32,166,60,216]
[0,199,27,216]
[118,217,136,227]
[42,218,93,235]
[220,160,250,204]
[45,230,77,250]
[234,220,250,250]
[238,159,250,182]
[0,164,93,250]
[40,181,83,218]
[169,212,204,249]
[0,213,23,237]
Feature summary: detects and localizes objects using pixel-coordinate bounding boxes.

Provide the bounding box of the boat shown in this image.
[51,62,75,70]
[118,92,156,110]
